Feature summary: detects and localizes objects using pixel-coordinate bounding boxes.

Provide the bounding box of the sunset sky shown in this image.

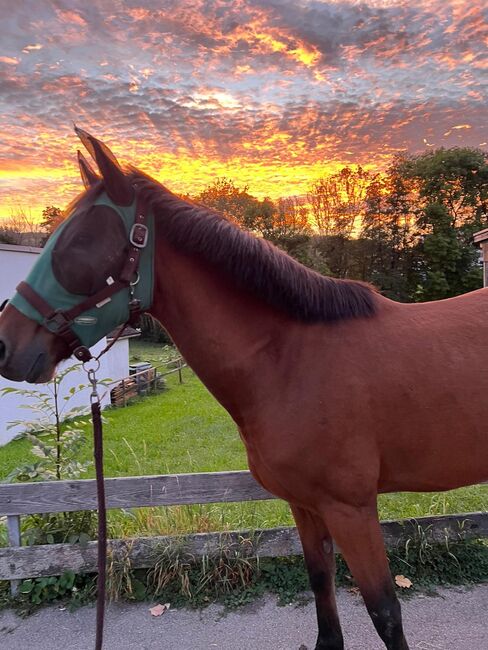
[1,0,487,220]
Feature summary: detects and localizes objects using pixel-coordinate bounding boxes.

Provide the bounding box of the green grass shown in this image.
[1,340,488,540]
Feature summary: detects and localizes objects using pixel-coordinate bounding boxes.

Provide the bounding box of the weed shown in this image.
[106,541,146,602]
[9,572,96,616]
[3,534,488,614]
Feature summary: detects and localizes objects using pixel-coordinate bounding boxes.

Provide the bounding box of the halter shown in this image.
[8,190,154,363]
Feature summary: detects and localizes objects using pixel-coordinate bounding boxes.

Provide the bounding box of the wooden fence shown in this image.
[2,470,488,594]
[108,357,187,407]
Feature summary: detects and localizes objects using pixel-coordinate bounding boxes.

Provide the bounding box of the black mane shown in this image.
[130,170,377,323]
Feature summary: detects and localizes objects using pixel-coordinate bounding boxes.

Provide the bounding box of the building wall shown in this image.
[0,244,42,299]
[0,245,130,445]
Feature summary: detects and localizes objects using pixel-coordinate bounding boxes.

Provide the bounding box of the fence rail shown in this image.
[0,470,273,516]
[2,470,488,587]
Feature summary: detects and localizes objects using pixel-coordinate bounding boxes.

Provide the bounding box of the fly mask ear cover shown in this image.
[8,192,154,349]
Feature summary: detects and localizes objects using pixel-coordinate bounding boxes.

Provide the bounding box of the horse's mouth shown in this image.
[0,349,54,384]
[25,352,46,384]
[26,352,51,383]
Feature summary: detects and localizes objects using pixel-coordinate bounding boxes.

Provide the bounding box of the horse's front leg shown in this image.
[325,501,409,650]
[291,505,344,650]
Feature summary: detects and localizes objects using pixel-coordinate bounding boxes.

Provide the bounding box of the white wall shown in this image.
[0,245,130,446]
[0,244,42,297]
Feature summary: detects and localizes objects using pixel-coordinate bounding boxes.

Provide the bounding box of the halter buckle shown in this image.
[44,310,72,334]
[129,223,148,248]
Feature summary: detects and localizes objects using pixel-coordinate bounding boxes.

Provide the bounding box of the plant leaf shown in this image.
[395,575,412,589]
[149,603,170,616]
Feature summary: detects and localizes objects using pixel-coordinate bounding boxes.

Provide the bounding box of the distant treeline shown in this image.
[192,147,488,303]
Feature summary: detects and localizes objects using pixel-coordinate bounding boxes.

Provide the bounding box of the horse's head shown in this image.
[0,129,154,383]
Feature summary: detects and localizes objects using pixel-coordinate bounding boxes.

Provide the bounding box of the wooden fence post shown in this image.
[7,515,21,595]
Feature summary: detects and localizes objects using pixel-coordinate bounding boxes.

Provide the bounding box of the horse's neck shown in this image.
[149,236,286,424]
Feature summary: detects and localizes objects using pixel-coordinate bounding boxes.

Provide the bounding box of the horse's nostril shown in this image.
[0,339,7,365]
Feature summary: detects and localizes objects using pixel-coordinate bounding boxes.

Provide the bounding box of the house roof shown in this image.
[0,243,42,254]
[473,228,488,245]
[107,325,141,341]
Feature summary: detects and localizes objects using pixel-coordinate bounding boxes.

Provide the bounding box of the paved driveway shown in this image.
[1,584,487,649]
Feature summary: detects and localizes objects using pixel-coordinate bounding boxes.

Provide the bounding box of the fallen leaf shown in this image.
[395,575,412,589]
[348,586,360,596]
[149,603,170,617]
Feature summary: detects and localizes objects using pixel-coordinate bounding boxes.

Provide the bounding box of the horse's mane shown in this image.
[127,170,377,323]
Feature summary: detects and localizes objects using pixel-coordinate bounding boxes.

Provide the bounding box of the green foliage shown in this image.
[190,148,488,303]
[40,205,64,236]
[1,365,98,551]
[258,557,309,604]
[5,534,488,615]
[21,512,96,546]
[195,177,275,236]
[11,572,96,614]
[18,571,76,604]
[1,365,93,482]
[397,148,488,223]
[388,531,488,590]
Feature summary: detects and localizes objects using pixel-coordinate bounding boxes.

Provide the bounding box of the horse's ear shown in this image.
[74,126,134,206]
[77,150,99,189]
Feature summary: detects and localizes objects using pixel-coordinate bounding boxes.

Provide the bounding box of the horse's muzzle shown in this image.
[0,303,62,383]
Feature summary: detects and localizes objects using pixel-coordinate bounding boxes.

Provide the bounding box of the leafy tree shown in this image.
[414,203,482,301]
[308,166,374,237]
[396,148,488,227]
[192,149,487,302]
[194,180,328,271]
[41,205,64,235]
[391,148,488,301]
[415,203,462,300]
[360,172,416,300]
[195,178,264,231]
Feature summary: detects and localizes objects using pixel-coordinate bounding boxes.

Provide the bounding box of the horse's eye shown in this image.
[74,233,91,247]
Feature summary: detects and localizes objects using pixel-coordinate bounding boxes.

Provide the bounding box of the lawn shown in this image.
[1,340,488,540]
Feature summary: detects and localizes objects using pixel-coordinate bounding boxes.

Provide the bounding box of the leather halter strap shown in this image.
[15,195,150,363]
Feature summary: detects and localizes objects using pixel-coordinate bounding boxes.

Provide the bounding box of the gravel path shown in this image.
[1,584,487,649]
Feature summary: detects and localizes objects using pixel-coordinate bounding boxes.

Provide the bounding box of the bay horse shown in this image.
[1,131,488,650]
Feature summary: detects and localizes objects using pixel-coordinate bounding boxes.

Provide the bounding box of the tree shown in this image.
[308,166,374,237]
[0,208,45,246]
[41,206,64,235]
[396,148,488,228]
[0,224,17,244]
[414,203,482,301]
[360,172,416,300]
[195,178,262,230]
[392,148,488,301]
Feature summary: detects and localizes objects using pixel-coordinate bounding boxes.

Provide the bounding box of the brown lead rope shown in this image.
[84,320,134,649]
[87,366,107,650]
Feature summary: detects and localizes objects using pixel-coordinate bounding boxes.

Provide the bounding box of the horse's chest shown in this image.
[239,428,322,505]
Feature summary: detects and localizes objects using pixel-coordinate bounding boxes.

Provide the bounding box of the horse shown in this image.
[1,130,488,650]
